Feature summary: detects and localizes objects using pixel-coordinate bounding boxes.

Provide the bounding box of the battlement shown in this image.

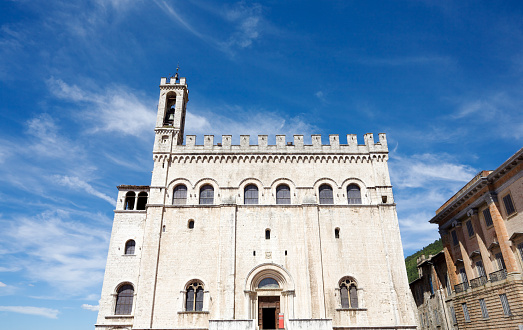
[160,76,187,86]
[169,133,388,154]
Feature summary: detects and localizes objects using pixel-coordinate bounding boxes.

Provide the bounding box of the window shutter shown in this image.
[502,194,516,215]
[482,209,493,226]
[173,185,187,205]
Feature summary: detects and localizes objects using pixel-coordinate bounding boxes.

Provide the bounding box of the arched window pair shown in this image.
[124,192,148,210]
[340,278,358,309]
[115,284,134,315]
[172,184,214,205]
[185,281,204,311]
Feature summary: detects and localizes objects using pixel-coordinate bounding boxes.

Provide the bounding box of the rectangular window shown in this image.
[495,252,506,270]
[450,306,457,324]
[446,274,452,296]
[466,220,474,237]
[500,294,511,316]
[419,314,424,328]
[518,242,523,264]
[502,194,516,216]
[429,274,434,295]
[434,310,440,325]
[483,208,493,227]
[462,303,471,322]
[476,260,486,277]
[451,230,459,246]
[479,299,489,319]
[459,268,468,283]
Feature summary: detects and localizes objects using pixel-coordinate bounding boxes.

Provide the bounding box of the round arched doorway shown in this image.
[244,263,295,329]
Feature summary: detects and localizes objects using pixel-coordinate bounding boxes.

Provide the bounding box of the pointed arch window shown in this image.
[164,96,176,126]
[347,184,362,204]
[340,278,358,309]
[173,185,187,205]
[186,281,204,311]
[125,240,135,255]
[136,192,148,210]
[199,185,214,205]
[115,284,134,315]
[244,184,259,204]
[276,184,291,204]
[319,184,334,204]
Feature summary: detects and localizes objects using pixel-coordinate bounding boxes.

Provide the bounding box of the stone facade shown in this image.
[95,76,418,330]
[428,148,523,329]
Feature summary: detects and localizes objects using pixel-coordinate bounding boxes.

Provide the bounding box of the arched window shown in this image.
[188,220,194,229]
[124,192,135,210]
[199,185,214,205]
[276,184,290,204]
[173,185,187,205]
[163,96,176,126]
[186,281,204,311]
[335,228,340,239]
[265,229,271,240]
[319,184,334,204]
[258,278,279,289]
[136,192,148,210]
[125,240,135,255]
[347,184,362,204]
[244,184,259,204]
[115,284,134,315]
[340,278,358,309]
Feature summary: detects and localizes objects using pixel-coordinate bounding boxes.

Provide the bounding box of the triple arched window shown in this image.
[115,284,134,315]
[340,278,358,309]
[185,281,204,311]
[199,185,214,205]
[347,184,361,204]
[244,184,259,204]
[276,184,291,204]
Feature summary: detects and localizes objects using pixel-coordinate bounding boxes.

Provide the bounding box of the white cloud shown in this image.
[0,211,109,296]
[0,282,6,287]
[451,92,523,140]
[223,2,263,48]
[186,106,317,143]
[54,175,116,206]
[390,153,477,189]
[81,304,99,312]
[0,306,59,319]
[47,78,156,138]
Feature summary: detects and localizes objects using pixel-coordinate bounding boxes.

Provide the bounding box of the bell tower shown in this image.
[154,70,189,152]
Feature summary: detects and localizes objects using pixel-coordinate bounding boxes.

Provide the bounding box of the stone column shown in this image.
[455,222,474,282]
[486,193,519,273]
[467,209,494,275]
[440,230,459,289]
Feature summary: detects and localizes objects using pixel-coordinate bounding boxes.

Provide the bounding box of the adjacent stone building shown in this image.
[426,148,523,329]
[95,75,418,330]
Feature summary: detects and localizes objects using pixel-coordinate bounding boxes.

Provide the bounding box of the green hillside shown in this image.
[405,239,443,283]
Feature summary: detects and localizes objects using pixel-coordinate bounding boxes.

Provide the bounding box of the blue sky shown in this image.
[1,0,522,328]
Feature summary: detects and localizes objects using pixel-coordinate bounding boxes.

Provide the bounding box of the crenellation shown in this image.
[240,135,249,147]
[171,134,388,154]
[204,135,214,148]
[312,134,322,147]
[276,135,286,148]
[329,134,339,149]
